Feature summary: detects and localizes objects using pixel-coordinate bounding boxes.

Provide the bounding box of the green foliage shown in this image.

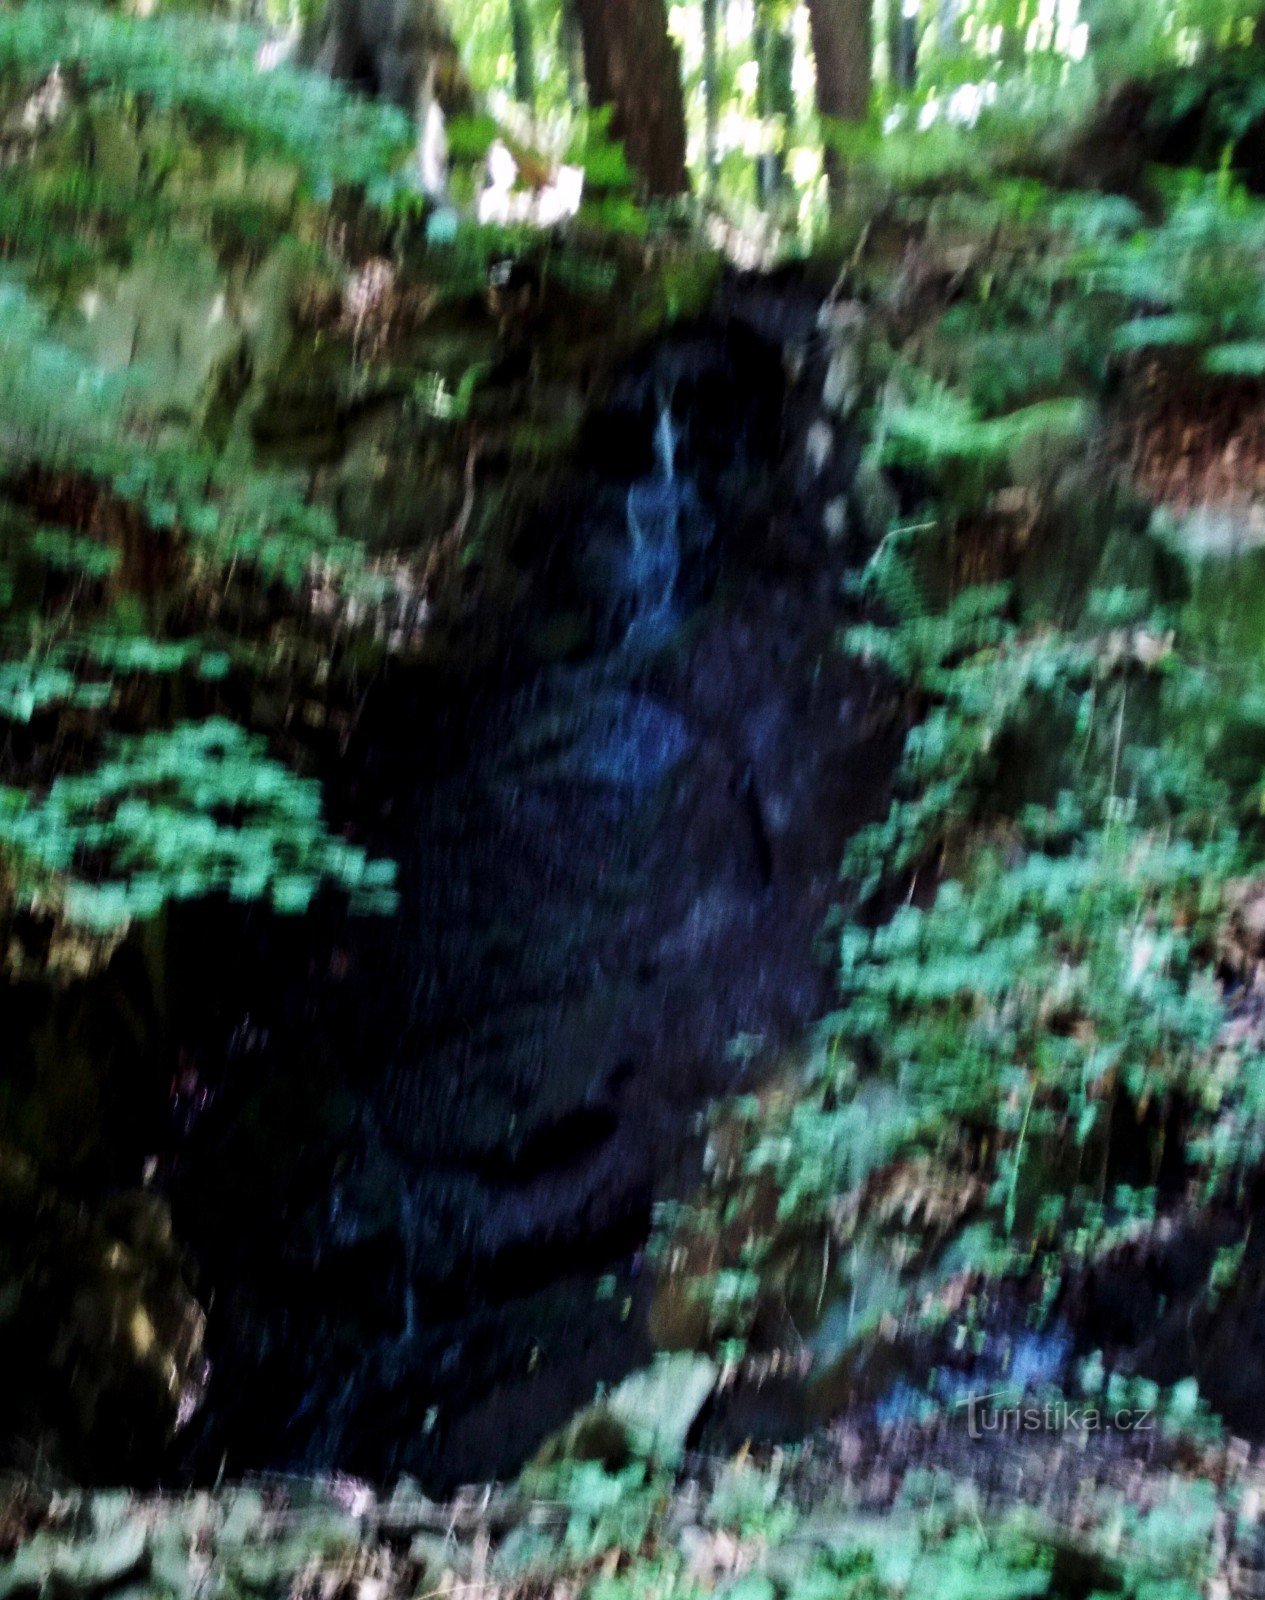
[1084,175,1265,376]
[28,527,121,581]
[834,822,1233,1138]
[0,0,719,949]
[1081,0,1261,74]
[509,1442,1219,1600]
[0,718,396,929]
[0,279,130,459]
[660,125,1265,1381]
[446,0,573,117]
[566,109,638,193]
[0,4,415,197]
[0,13,422,940]
[878,392,1091,503]
[0,275,349,568]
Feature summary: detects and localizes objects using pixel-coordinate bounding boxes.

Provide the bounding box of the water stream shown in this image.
[621,386,686,651]
[47,298,892,1490]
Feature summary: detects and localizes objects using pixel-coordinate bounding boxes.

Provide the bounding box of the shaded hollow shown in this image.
[65,291,895,1490]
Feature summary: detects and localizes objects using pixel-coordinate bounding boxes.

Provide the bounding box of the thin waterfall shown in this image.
[623,385,684,648]
[653,385,677,484]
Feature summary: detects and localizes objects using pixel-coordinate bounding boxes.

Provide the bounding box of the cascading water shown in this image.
[620,386,699,652]
[148,307,890,1492]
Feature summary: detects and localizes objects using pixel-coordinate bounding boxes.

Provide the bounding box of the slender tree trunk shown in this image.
[509,0,536,108]
[574,0,690,197]
[885,0,901,83]
[899,0,918,88]
[804,0,872,206]
[887,0,917,88]
[755,2,794,202]
[312,0,471,116]
[702,0,720,191]
[938,0,960,51]
[560,0,585,112]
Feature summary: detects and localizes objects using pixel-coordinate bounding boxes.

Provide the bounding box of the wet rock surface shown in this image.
[2,288,893,1490]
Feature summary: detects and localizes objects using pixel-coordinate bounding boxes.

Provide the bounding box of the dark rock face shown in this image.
[0,1151,205,1480]
[3,291,894,1489]
[0,944,207,1479]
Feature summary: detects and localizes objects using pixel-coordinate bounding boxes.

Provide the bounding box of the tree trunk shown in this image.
[899,2,918,89]
[560,0,585,112]
[754,2,794,202]
[885,0,900,83]
[804,0,872,206]
[887,0,917,88]
[312,0,471,118]
[509,0,536,108]
[574,0,689,197]
[702,0,720,191]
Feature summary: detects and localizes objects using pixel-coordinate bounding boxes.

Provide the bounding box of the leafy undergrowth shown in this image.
[653,120,1265,1543]
[0,2,711,970]
[0,1389,1246,1600]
